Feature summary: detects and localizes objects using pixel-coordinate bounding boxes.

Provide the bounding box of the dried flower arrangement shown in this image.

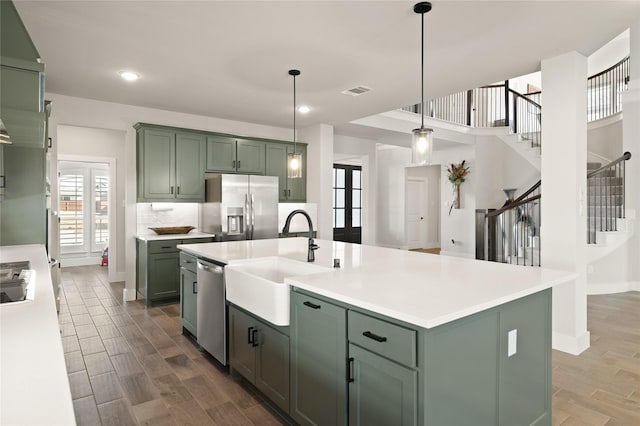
[447,160,470,214]
[447,160,470,186]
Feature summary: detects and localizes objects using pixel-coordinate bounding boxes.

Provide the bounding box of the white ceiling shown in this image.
[14,1,640,134]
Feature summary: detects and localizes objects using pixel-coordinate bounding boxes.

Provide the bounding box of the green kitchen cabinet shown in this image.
[229,305,290,413]
[290,291,346,426]
[265,142,307,202]
[136,237,213,306]
[206,136,266,175]
[348,344,418,426]
[135,124,205,202]
[180,252,198,336]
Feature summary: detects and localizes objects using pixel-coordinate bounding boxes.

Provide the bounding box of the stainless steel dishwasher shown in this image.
[196,259,227,365]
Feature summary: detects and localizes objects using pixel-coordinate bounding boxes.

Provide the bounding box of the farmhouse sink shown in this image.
[225,257,330,326]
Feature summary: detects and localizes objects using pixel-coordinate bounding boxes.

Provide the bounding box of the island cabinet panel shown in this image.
[348,344,418,426]
[290,291,347,426]
[179,252,198,336]
[136,124,205,202]
[498,289,551,426]
[423,312,499,426]
[229,305,290,413]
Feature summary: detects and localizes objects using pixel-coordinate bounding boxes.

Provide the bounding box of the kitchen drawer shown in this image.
[348,310,417,368]
[148,240,180,254]
[179,252,197,273]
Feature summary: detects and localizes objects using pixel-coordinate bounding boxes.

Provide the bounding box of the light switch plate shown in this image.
[508,329,518,357]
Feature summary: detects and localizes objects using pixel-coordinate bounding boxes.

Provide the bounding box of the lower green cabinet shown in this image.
[290,291,347,426]
[229,305,290,413]
[180,253,198,336]
[348,344,418,426]
[136,237,213,306]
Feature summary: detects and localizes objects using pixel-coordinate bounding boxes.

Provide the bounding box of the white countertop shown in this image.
[178,238,576,329]
[0,245,76,426]
[136,231,214,242]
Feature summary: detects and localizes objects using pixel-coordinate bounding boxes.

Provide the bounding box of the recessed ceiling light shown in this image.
[298,106,310,114]
[118,70,140,81]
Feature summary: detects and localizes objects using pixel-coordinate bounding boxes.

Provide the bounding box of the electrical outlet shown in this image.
[508,329,517,357]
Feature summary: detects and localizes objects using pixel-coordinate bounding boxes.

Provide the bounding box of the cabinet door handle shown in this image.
[247,326,254,344]
[177,186,180,195]
[303,301,321,310]
[170,186,174,194]
[238,160,241,169]
[251,328,259,347]
[284,189,287,197]
[0,176,5,189]
[193,281,197,294]
[363,331,387,343]
[232,160,236,168]
[347,357,354,383]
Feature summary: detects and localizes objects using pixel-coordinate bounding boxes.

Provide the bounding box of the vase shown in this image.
[454,185,461,209]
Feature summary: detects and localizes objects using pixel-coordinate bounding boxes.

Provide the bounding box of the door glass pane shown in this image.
[336,168,345,188]
[352,209,361,227]
[59,173,84,246]
[94,175,109,246]
[335,209,345,228]
[352,189,361,208]
[353,170,361,189]
[333,168,336,187]
[335,189,345,208]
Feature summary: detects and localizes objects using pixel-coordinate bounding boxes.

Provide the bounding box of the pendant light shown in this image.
[412,2,433,165]
[287,69,303,178]
[0,118,13,144]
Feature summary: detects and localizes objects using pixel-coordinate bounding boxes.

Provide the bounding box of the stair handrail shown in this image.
[486,180,541,218]
[587,151,631,178]
[587,151,632,244]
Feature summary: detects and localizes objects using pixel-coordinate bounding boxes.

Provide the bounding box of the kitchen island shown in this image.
[0,245,76,426]
[179,238,575,426]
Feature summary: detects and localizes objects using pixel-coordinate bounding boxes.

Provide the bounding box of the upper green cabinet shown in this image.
[206,136,265,175]
[135,124,205,202]
[265,142,307,202]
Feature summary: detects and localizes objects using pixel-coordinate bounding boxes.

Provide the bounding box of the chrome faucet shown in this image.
[282,209,319,262]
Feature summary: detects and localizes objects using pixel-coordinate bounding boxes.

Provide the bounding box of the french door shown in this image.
[59,161,109,259]
[333,164,362,244]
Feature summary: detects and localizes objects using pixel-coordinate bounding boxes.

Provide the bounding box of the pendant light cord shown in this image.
[420,9,425,129]
[293,73,297,152]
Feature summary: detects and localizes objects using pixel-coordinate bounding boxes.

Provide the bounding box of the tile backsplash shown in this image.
[137,203,199,235]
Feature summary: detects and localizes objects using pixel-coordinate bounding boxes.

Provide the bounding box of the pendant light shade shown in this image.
[287,69,302,179]
[412,2,433,165]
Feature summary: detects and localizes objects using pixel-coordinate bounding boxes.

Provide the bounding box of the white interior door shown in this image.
[406,178,427,249]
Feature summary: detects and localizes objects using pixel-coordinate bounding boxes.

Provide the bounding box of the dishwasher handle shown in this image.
[197,261,224,274]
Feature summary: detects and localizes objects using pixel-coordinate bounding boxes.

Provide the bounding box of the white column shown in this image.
[622,17,640,289]
[299,124,334,240]
[541,51,590,354]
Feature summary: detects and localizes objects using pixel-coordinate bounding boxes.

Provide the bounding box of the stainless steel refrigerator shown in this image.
[199,174,279,241]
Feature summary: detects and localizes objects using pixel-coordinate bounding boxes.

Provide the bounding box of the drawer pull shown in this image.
[248,326,254,344]
[161,246,172,249]
[192,281,197,294]
[363,331,387,343]
[303,301,321,310]
[251,328,259,347]
[184,260,194,264]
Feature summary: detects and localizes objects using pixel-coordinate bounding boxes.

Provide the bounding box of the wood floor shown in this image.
[59,265,286,425]
[59,266,639,425]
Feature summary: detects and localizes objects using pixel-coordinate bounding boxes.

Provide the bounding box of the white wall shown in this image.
[587,115,624,162]
[57,125,126,281]
[375,145,410,249]
[434,145,476,258]
[47,93,293,301]
[333,134,377,245]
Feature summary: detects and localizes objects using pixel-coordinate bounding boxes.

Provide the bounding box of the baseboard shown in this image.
[60,256,101,267]
[122,288,136,302]
[587,281,639,295]
[552,330,591,355]
[439,250,475,259]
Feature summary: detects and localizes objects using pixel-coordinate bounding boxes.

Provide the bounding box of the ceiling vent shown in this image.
[341,85,373,97]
